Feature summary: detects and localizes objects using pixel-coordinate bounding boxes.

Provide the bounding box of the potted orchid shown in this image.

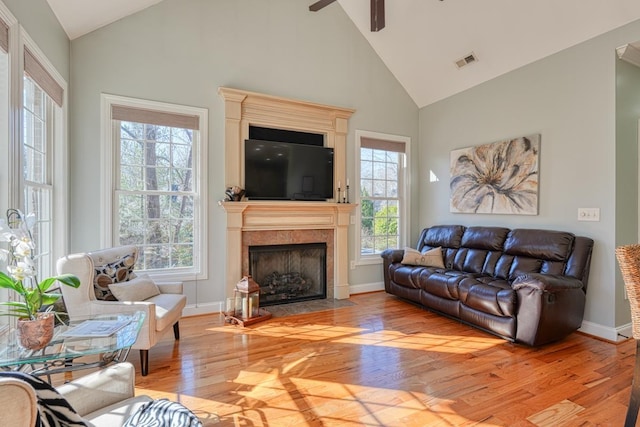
[0,209,80,350]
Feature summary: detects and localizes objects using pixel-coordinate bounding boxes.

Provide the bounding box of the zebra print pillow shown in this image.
[0,371,88,427]
[123,398,202,427]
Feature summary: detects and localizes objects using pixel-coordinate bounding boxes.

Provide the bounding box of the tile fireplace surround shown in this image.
[219,87,356,301]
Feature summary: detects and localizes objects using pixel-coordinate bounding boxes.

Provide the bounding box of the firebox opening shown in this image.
[249,242,327,306]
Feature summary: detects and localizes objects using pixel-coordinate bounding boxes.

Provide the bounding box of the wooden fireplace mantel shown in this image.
[221,201,356,300]
[218,88,356,301]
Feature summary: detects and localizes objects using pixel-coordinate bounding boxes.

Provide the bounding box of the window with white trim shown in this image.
[103,95,208,279]
[22,46,65,280]
[356,132,408,261]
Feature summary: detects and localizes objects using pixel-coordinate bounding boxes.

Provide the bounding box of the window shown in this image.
[102,95,208,279]
[21,44,65,280]
[356,131,409,262]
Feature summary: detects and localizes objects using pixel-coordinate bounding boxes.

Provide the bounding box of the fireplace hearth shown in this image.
[249,243,327,306]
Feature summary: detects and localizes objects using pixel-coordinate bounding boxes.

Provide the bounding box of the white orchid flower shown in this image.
[8,260,36,281]
[0,248,8,262]
[13,239,33,258]
[0,219,13,242]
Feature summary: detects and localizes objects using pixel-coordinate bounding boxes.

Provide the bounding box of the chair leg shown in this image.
[139,349,149,377]
[173,322,180,340]
[626,340,640,427]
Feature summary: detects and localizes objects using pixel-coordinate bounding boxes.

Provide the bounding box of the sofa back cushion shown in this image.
[497,229,574,280]
[454,227,510,275]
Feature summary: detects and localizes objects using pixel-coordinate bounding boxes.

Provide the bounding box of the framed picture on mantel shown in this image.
[449,134,540,215]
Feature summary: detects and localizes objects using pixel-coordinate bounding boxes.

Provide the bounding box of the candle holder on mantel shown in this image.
[224,275,271,327]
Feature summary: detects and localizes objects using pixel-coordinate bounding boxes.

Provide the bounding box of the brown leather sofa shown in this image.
[380,225,594,346]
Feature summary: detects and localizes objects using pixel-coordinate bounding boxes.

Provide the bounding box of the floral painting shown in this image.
[450,134,540,215]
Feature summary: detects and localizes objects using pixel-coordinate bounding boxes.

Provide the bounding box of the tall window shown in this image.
[103,95,208,279]
[21,46,65,280]
[356,131,408,261]
[22,77,52,278]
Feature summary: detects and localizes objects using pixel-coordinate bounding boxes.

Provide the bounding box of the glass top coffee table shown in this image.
[0,311,145,377]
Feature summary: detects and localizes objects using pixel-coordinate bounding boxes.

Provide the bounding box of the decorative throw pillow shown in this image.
[123,398,202,427]
[94,254,137,301]
[401,247,445,268]
[0,371,88,427]
[108,274,160,302]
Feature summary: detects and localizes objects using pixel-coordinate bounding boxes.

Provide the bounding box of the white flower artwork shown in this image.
[450,134,540,215]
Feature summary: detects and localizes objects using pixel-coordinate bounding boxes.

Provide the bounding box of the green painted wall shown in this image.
[68,0,419,307]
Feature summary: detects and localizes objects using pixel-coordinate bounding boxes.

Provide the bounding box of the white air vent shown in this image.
[455,52,478,69]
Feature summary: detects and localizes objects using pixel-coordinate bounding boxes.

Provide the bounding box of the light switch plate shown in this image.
[577,208,600,222]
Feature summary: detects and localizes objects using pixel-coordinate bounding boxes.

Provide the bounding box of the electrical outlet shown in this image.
[577,208,600,222]
[350,260,356,270]
[350,215,356,225]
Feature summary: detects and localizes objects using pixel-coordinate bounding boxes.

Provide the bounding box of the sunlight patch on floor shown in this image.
[207,321,502,355]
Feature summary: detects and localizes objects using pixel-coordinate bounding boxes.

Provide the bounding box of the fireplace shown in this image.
[219,88,357,302]
[249,243,327,306]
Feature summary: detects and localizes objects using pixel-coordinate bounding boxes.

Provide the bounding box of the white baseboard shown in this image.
[182,283,385,317]
[183,301,222,317]
[579,320,632,343]
[350,281,384,295]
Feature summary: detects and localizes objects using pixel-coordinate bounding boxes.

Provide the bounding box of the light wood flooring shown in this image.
[56,292,637,426]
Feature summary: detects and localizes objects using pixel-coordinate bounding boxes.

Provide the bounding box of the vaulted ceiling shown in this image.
[46,0,640,107]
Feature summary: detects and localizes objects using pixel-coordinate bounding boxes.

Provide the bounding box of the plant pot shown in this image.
[17,312,54,351]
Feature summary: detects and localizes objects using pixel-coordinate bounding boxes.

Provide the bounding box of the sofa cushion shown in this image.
[401,247,444,268]
[84,395,152,426]
[503,229,574,261]
[389,264,429,289]
[458,277,516,317]
[460,227,510,250]
[94,254,137,301]
[108,274,160,302]
[419,270,468,300]
[420,225,465,249]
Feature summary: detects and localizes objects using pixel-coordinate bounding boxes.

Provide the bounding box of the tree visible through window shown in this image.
[359,135,406,256]
[117,121,194,270]
[108,97,206,277]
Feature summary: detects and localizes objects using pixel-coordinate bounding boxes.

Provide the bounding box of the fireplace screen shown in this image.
[249,242,327,306]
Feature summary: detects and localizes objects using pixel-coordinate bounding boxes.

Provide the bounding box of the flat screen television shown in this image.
[244,139,334,201]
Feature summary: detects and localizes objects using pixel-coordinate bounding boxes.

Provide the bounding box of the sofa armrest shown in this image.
[57,362,136,417]
[512,273,586,346]
[380,249,406,293]
[380,248,405,264]
[511,273,584,292]
[154,281,183,294]
[0,377,37,427]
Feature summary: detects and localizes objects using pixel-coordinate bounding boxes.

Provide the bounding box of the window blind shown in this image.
[361,136,405,153]
[112,105,200,130]
[24,47,63,107]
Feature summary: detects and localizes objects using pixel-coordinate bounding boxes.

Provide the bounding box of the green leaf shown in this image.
[40,293,61,305]
[0,272,19,291]
[38,274,80,292]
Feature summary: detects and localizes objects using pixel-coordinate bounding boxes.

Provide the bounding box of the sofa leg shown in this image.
[139,349,149,377]
[173,322,180,340]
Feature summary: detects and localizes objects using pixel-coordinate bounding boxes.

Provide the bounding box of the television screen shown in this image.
[244,139,334,201]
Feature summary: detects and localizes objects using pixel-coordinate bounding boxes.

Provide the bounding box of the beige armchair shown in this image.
[56,245,187,376]
[0,362,153,426]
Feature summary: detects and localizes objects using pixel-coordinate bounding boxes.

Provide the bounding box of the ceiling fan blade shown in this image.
[309,0,337,12]
[371,0,385,32]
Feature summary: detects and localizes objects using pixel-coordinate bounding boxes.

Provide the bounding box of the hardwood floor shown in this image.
[57,292,637,426]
